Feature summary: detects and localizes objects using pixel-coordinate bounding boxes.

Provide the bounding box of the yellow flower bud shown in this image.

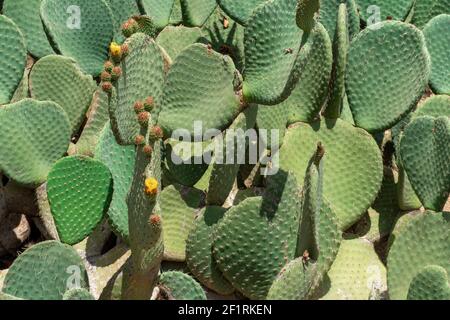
[110,42,122,57]
[144,178,158,196]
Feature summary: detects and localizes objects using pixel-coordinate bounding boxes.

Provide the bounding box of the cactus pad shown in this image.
[0,15,27,105]
[2,241,89,300]
[423,14,450,95]
[345,21,430,132]
[407,265,450,300]
[0,99,71,186]
[399,116,450,211]
[242,0,307,105]
[47,156,113,245]
[158,271,206,300]
[158,43,240,139]
[40,0,115,76]
[30,55,97,134]
[111,33,165,145]
[387,211,450,300]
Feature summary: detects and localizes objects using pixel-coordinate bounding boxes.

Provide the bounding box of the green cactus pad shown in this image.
[345,21,431,132]
[63,288,95,300]
[411,0,450,29]
[423,14,450,95]
[319,0,360,40]
[158,43,240,139]
[242,0,308,105]
[0,99,71,186]
[387,211,450,300]
[159,271,207,300]
[74,87,112,156]
[213,172,301,299]
[186,206,234,295]
[3,0,55,58]
[407,265,450,300]
[95,122,136,242]
[2,241,89,300]
[111,33,166,145]
[356,0,415,22]
[156,26,203,61]
[30,55,97,134]
[47,156,113,245]
[281,22,333,123]
[218,0,267,25]
[279,118,383,230]
[399,116,450,211]
[324,3,350,118]
[140,0,175,30]
[314,238,387,300]
[180,0,217,27]
[160,184,205,261]
[0,15,27,105]
[40,0,115,76]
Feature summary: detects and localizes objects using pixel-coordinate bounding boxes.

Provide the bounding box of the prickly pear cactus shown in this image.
[0,0,448,302]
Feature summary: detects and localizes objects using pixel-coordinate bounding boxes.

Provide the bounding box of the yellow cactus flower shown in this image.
[110,42,122,57]
[144,178,158,196]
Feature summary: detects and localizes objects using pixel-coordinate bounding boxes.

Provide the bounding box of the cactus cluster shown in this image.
[0,0,449,301]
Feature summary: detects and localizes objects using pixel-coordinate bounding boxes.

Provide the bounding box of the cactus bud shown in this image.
[134,135,145,145]
[101,71,112,82]
[149,126,164,141]
[149,214,161,226]
[143,144,153,156]
[122,18,138,38]
[101,81,113,93]
[104,61,114,73]
[134,101,145,114]
[144,96,155,112]
[144,178,159,196]
[137,111,150,126]
[110,42,122,62]
[121,44,129,57]
[111,66,122,81]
